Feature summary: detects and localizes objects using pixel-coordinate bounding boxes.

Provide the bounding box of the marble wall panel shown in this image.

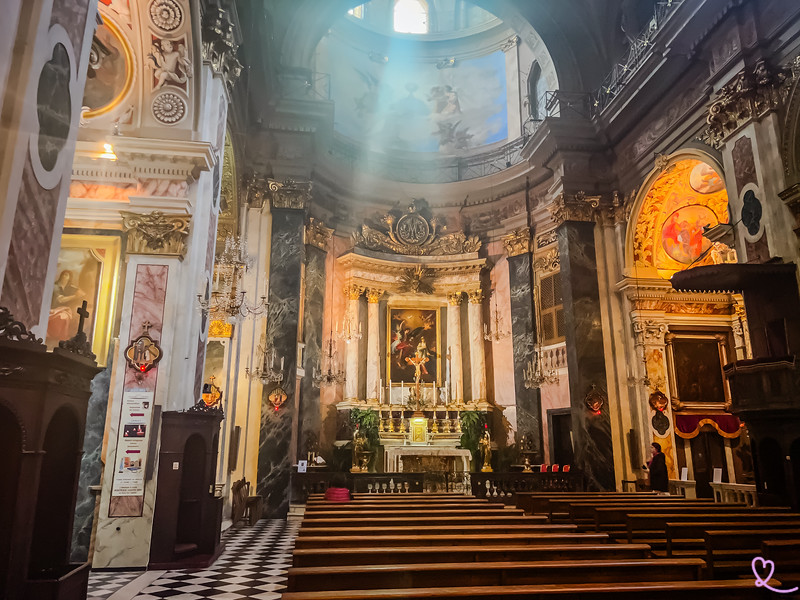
[70,346,114,562]
[298,245,326,457]
[489,257,515,444]
[557,221,615,491]
[257,209,305,517]
[508,252,543,461]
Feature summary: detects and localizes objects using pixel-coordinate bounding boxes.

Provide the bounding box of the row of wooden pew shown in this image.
[281,491,784,599]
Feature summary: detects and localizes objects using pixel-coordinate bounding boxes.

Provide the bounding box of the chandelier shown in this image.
[484,287,510,342]
[338,312,362,344]
[313,338,345,387]
[524,285,559,389]
[197,234,268,321]
[245,345,285,386]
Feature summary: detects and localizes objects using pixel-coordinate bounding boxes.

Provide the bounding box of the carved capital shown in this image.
[467,289,484,304]
[121,210,190,257]
[201,6,242,92]
[267,178,311,210]
[779,183,800,239]
[632,317,668,347]
[209,319,233,338]
[242,172,270,208]
[703,59,792,148]
[365,288,383,303]
[533,249,560,273]
[305,217,333,251]
[344,284,364,300]
[600,190,632,226]
[447,292,463,306]
[536,229,558,249]
[502,227,531,257]
[549,192,601,227]
[500,35,520,52]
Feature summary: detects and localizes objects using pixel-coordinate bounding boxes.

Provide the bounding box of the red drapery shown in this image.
[674,414,742,439]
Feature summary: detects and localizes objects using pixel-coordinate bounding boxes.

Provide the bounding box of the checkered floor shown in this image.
[86,519,299,600]
[87,570,142,599]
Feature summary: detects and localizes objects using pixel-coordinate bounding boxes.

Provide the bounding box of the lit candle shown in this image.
[280,356,284,370]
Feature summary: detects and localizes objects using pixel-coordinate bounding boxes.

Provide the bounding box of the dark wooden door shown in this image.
[550,410,575,467]
[690,431,728,498]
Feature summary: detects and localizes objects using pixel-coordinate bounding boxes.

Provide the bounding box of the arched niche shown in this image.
[625,151,733,280]
[0,402,23,592]
[28,405,82,577]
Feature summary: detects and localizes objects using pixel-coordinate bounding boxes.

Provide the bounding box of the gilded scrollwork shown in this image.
[267,178,311,210]
[398,266,435,295]
[533,249,560,273]
[305,218,333,251]
[121,210,190,257]
[352,199,481,256]
[502,227,531,257]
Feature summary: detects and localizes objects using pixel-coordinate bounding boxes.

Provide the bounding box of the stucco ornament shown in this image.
[151,91,186,125]
[149,0,183,32]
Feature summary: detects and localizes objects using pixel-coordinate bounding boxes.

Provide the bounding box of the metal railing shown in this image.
[590,0,684,115]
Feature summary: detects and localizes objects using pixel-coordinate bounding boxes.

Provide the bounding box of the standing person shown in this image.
[324,472,351,502]
[647,442,669,493]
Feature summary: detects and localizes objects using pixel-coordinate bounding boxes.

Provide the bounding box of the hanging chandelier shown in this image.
[484,287,510,342]
[313,338,346,387]
[197,233,268,321]
[338,312,362,344]
[245,345,285,386]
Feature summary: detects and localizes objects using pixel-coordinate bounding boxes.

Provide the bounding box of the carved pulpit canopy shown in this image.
[352,199,481,256]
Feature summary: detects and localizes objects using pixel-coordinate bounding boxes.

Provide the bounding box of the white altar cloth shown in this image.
[385,446,472,473]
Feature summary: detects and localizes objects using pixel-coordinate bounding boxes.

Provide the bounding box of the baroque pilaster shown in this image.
[343,284,363,402]
[447,293,464,403]
[467,289,487,403]
[365,288,383,402]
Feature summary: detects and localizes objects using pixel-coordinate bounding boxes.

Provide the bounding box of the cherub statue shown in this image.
[149,39,191,89]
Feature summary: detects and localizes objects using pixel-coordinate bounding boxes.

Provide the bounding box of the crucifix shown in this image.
[76,300,90,336]
[405,340,430,414]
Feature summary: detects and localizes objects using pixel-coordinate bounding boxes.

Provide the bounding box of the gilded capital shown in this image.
[121,210,190,257]
[447,292,463,306]
[267,178,312,210]
[305,217,333,251]
[549,191,601,228]
[365,288,383,303]
[209,319,233,338]
[533,248,560,273]
[467,290,484,304]
[242,172,270,208]
[502,227,531,257]
[344,284,363,300]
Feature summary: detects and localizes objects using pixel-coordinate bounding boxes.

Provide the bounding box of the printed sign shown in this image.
[111,391,155,497]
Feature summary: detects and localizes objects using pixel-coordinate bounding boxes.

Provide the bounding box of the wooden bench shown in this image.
[293,532,611,549]
[299,514,546,528]
[281,579,773,599]
[516,492,658,516]
[626,510,799,545]
[303,507,523,519]
[286,558,706,591]
[296,523,579,537]
[706,529,800,578]
[762,539,800,585]
[305,501,492,511]
[666,520,800,557]
[291,543,652,567]
[559,499,715,529]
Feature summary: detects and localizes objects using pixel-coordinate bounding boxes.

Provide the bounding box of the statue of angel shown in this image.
[149,39,191,89]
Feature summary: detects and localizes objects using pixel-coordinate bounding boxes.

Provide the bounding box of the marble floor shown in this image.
[86,519,299,600]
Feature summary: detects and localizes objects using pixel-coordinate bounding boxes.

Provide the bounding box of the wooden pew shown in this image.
[286,558,705,592]
[293,532,611,549]
[625,510,799,545]
[305,501,492,511]
[666,520,800,557]
[560,499,714,528]
[296,523,579,537]
[291,543,652,567]
[303,507,523,519]
[281,579,773,599]
[299,514,546,528]
[516,492,658,516]
[706,529,800,578]
[762,539,800,584]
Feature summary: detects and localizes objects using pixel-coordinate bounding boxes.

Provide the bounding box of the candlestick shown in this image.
[280,356,284,370]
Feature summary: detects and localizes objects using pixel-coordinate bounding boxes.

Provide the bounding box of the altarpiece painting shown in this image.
[388,307,439,384]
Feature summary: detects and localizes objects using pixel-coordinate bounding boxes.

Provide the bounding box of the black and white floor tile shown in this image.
[86,519,300,600]
[87,570,143,599]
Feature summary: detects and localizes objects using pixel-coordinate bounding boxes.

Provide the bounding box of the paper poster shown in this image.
[111,391,155,497]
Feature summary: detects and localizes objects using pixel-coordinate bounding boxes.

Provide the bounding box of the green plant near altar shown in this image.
[350,408,380,469]
[459,410,487,470]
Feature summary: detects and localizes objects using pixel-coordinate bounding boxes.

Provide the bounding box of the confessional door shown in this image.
[549,409,575,467]
[690,430,728,498]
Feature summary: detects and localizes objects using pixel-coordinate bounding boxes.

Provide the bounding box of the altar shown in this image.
[385,446,472,473]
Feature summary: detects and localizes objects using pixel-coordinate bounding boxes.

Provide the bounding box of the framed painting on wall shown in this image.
[665,332,731,411]
[387,306,440,384]
[46,234,121,365]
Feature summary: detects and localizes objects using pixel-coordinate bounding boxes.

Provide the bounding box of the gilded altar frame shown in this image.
[665,331,732,412]
[386,301,442,386]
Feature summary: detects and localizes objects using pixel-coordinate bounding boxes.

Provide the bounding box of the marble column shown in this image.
[257,180,310,518]
[298,219,332,459]
[343,285,362,402]
[447,293,464,402]
[503,228,543,461]
[554,193,616,490]
[365,288,382,402]
[467,290,487,403]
